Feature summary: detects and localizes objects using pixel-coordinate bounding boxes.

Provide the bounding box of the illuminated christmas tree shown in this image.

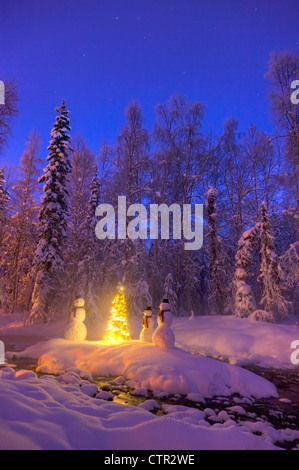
[104,286,130,341]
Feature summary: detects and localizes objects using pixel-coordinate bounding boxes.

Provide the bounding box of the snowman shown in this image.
[140,306,155,343]
[64,296,87,342]
[152,299,175,350]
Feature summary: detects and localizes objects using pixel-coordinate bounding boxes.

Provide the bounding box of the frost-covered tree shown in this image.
[280,241,299,315]
[114,101,149,207]
[152,95,207,314]
[91,141,121,317]
[163,273,178,316]
[127,279,152,317]
[1,131,42,313]
[0,167,9,248]
[280,241,299,289]
[29,100,72,323]
[265,50,299,217]
[0,81,19,154]
[206,187,225,315]
[234,224,260,318]
[0,168,10,312]
[219,119,252,243]
[79,166,102,322]
[66,135,96,315]
[259,201,290,321]
[112,101,150,306]
[243,124,277,221]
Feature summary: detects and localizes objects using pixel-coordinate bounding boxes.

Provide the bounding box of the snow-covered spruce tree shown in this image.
[258,201,290,321]
[280,241,299,289]
[163,273,178,316]
[29,100,72,323]
[280,241,299,314]
[78,166,102,323]
[206,187,225,315]
[234,224,260,318]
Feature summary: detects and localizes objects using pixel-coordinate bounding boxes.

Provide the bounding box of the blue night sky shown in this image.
[0,0,299,166]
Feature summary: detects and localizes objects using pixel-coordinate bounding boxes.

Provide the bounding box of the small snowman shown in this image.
[64,296,87,342]
[152,299,175,350]
[140,306,155,343]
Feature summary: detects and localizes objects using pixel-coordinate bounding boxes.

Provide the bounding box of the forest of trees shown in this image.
[0,50,298,324]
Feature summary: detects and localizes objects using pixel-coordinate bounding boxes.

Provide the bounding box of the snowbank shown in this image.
[11,339,277,399]
[0,369,280,450]
[174,315,299,368]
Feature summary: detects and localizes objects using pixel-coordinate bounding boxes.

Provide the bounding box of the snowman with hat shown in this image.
[140,306,155,343]
[64,295,87,342]
[152,298,175,350]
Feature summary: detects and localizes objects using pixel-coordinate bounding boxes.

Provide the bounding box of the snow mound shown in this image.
[80,384,98,397]
[14,370,37,381]
[138,400,160,411]
[186,392,205,403]
[218,410,232,422]
[227,405,247,415]
[14,338,277,399]
[96,391,114,401]
[111,376,126,385]
[249,310,275,323]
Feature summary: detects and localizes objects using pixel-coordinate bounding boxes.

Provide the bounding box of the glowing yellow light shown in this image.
[104,289,130,342]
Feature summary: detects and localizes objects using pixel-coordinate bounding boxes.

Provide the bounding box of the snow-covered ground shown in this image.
[172,315,299,369]
[1,367,298,450]
[1,312,299,450]
[1,312,298,370]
